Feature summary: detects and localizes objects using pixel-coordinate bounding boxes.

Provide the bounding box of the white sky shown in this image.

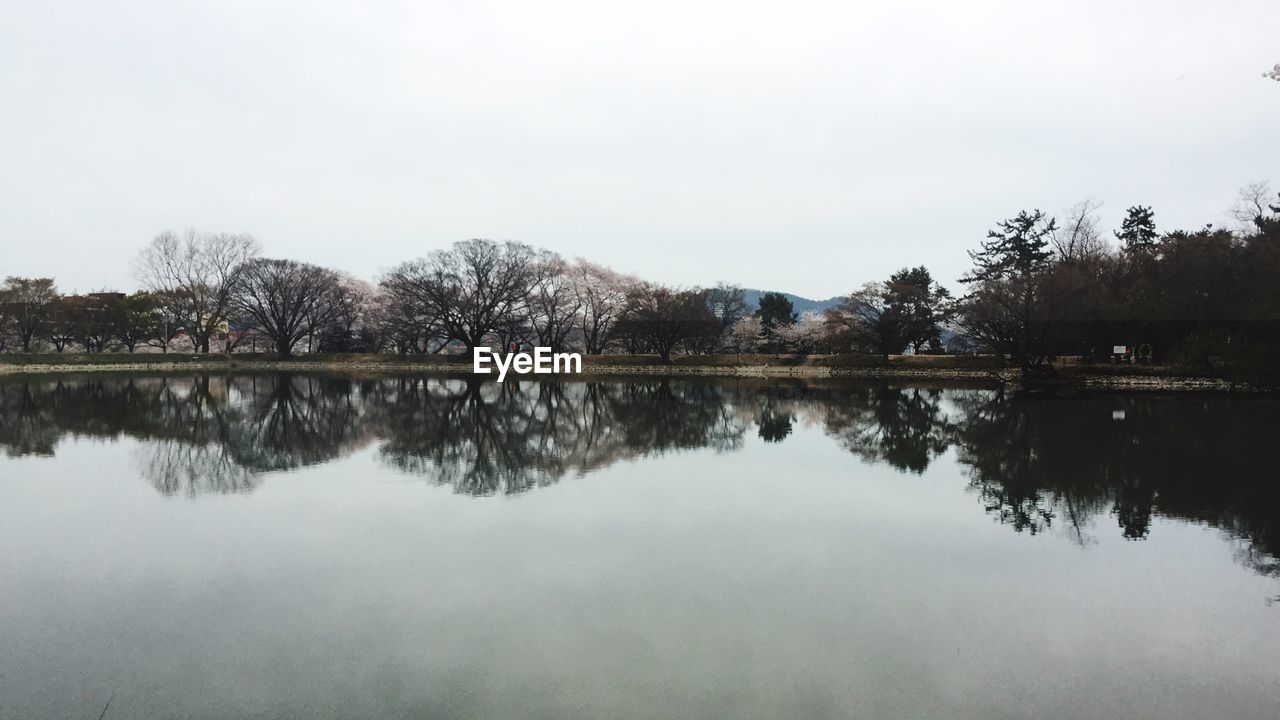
[2,0,1277,298]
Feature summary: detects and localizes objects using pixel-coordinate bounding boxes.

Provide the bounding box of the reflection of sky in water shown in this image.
[2,375,1279,719]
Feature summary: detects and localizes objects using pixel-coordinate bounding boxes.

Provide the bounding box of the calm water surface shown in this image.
[1,374,1277,719]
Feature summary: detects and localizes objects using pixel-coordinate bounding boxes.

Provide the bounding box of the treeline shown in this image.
[1,183,1278,378]
[952,186,1280,383]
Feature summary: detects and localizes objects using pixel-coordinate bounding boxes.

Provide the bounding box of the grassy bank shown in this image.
[0,351,1244,390]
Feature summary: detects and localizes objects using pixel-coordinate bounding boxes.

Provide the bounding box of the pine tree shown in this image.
[958,210,1056,370]
[963,210,1056,282]
[1115,205,1158,253]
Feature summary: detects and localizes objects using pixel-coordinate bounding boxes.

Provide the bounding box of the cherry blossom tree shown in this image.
[727,315,763,354]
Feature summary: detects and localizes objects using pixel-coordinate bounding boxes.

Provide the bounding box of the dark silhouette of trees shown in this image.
[825,268,951,356]
[957,210,1057,369]
[231,258,344,356]
[381,239,537,357]
[612,284,719,362]
[755,291,796,330]
[820,384,952,473]
[887,266,952,354]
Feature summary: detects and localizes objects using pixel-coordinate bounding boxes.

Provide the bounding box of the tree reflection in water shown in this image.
[2,373,1277,578]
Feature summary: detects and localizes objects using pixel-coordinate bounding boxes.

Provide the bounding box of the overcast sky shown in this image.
[2,0,1277,298]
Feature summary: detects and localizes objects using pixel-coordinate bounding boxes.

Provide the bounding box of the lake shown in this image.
[1,373,1277,719]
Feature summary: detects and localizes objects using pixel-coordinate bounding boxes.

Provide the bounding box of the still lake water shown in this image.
[1,373,1277,719]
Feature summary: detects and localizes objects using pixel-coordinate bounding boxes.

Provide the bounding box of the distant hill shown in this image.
[741,289,843,316]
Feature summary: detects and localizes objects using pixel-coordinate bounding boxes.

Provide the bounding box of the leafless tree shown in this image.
[1229,181,1274,231]
[381,239,537,355]
[231,258,342,356]
[135,229,260,352]
[1052,198,1107,263]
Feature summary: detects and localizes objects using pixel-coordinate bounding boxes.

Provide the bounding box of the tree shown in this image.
[1052,198,1107,263]
[612,283,719,362]
[111,292,161,352]
[381,239,536,356]
[755,291,797,352]
[143,290,187,353]
[705,283,749,335]
[135,229,260,353]
[958,209,1057,369]
[526,251,581,352]
[1265,63,1280,81]
[315,275,377,352]
[727,315,763,354]
[377,268,446,355]
[44,298,78,352]
[231,258,343,356]
[826,283,908,357]
[569,260,632,354]
[773,312,825,355]
[885,266,952,353]
[755,291,797,329]
[0,277,59,351]
[52,293,118,352]
[1115,205,1157,253]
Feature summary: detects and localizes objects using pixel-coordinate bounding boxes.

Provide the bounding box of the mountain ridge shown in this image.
[741,289,843,316]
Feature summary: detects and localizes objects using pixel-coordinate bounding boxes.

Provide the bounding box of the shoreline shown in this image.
[0,356,1245,391]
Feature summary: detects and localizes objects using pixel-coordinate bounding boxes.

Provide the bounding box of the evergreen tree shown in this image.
[885,266,952,353]
[754,292,797,329]
[1115,205,1158,253]
[958,210,1057,369]
[964,210,1056,281]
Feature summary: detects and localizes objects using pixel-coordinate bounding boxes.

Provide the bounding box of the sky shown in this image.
[1,0,1277,299]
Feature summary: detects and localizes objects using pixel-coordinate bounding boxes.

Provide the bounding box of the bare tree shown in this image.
[372,277,443,354]
[135,229,260,352]
[231,258,342,356]
[0,277,59,351]
[704,283,750,335]
[1229,181,1274,231]
[1052,198,1107,263]
[569,260,632,354]
[382,239,536,355]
